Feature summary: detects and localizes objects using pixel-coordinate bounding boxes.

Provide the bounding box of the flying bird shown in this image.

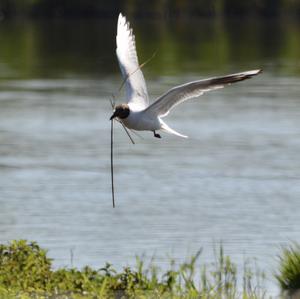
[110,13,262,139]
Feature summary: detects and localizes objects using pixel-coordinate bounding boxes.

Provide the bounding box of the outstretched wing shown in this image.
[144,70,262,117]
[116,13,149,110]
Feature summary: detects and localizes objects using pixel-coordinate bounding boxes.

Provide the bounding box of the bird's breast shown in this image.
[121,111,160,131]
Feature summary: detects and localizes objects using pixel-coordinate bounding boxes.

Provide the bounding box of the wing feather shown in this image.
[145,70,262,117]
[116,13,149,110]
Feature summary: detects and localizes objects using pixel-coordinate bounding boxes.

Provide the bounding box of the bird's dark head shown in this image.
[110,103,130,120]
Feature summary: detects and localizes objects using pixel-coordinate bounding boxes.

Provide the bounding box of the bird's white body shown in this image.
[112,13,261,139]
[122,107,161,131]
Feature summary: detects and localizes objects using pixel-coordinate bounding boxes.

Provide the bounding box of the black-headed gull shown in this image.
[110,13,262,138]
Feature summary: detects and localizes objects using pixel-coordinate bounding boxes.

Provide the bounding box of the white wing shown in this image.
[144,70,262,117]
[116,13,149,110]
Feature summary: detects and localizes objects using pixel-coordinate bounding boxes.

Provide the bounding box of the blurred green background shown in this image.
[0,0,299,19]
[0,0,299,80]
[0,17,299,80]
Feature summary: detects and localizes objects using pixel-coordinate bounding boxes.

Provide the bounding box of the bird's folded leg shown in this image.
[153,131,161,138]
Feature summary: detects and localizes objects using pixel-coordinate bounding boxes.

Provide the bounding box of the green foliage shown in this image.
[0,240,52,291]
[0,239,270,298]
[275,243,300,295]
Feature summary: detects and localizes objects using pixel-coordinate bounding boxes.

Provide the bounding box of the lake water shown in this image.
[0,18,300,294]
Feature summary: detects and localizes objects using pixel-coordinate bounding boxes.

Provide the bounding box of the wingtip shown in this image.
[118,13,127,26]
[234,69,262,81]
[117,12,132,34]
[247,69,263,76]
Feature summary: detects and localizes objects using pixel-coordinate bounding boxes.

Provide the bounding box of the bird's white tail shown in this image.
[160,121,188,138]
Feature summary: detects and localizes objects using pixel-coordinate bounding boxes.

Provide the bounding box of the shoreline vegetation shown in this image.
[0,1,300,19]
[1,240,300,298]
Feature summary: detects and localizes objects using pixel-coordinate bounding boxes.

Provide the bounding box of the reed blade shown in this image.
[109,95,115,109]
[121,122,135,144]
[110,119,115,208]
[128,128,144,140]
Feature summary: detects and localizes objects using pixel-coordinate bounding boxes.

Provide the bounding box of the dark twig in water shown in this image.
[128,128,144,140]
[121,122,135,144]
[109,95,115,109]
[110,119,115,208]
[114,119,135,144]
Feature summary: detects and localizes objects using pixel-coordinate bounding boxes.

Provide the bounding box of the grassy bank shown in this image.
[1,240,300,298]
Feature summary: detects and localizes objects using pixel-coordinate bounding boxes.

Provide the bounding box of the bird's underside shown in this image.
[111,13,262,139]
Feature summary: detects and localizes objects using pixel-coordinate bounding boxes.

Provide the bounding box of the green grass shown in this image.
[0,240,299,298]
[275,243,300,297]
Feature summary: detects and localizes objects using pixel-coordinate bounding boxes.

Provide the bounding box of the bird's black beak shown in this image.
[110,111,117,120]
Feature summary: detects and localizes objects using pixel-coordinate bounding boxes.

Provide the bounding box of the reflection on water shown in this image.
[0,18,300,78]
[0,18,300,294]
